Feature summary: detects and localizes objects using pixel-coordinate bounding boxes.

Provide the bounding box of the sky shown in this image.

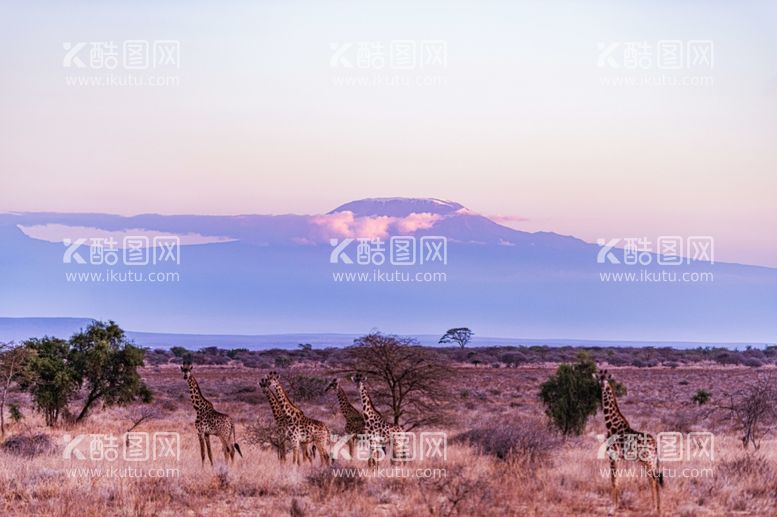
[1,1,776,267]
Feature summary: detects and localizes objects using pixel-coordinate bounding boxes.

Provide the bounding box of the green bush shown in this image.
[692,389,711,405]
[539,352,600,435]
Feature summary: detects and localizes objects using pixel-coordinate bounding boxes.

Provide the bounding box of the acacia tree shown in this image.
[343,332,454,429]
[0,342,31,437]
[69,321,151,422]
[20,321,151,426]
[439,328,473,349]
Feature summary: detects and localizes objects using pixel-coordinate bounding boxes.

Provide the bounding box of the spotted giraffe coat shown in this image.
[597,368,662,513]
[352,374,405,464]
[267,371,330,465]
[181,364,242,465]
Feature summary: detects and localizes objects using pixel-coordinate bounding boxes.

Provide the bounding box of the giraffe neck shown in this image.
[274,382,304,419]
[187,375,213,414]
[261,384,285,422]
[358,382,383,423]
[336,385,362,419]
[601,381,629,433]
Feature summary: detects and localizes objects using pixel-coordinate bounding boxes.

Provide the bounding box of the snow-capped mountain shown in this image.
[329,197,465,217]
[0,198,775,343]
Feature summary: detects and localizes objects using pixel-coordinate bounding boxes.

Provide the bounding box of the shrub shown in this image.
[718,454,773,480]
[170,347,190,359]
[2,433,55,457]
[454,418,561,464]
[500,352,527,366]
[286,374,328,402]
[226,348,249,359]
[306,467,364,499]
[8,403,23,423]
[692,389,711,405]
[718,375,777,449]
[538,352,600,435]
[274,355,291,369]
[246,418,286,456]
[229,385,262,404]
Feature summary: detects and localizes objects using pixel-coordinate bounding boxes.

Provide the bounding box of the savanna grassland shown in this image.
[0,362,775,517]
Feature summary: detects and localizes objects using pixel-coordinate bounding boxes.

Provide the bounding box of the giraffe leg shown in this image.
[348,435,355,460]
[318,438,330,466]
[198,434,206,466]
[641,459,661,515]
[650,469,661,515]
[205,434,214,466]
[291,439,301,466]
[220,436,230,464]
[368,436,381,467]
[609,459,618,509]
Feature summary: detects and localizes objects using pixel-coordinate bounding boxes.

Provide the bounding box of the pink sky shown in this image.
[1,1,775,267]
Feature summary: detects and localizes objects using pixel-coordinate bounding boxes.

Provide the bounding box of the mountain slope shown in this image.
[1,198,775,342]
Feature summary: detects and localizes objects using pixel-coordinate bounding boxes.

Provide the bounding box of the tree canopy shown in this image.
[20,321,151,425]
[438,328,473,349]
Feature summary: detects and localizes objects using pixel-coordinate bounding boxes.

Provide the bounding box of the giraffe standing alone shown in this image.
[180,363,242,466]
[351,374,405,465]
[596,369,663,514]
[259,377,289,462]
[266,371,330,466]
[326,378,365,459]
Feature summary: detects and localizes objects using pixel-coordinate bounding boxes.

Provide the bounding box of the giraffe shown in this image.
[350,373,405,465]
[325,378,365,459]
[267,371,330,466]
[180,363,242,466]
[596,369,663,514]
[259,377,289,462]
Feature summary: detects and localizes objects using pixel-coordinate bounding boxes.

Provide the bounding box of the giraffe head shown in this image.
[325,378,339,392]
[595,368,612,388]
[180,362,193,380]
[351,373,364,385]
[266,371,287,399]
[259,377,271,390]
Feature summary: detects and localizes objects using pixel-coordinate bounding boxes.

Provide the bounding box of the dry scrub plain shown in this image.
[0,364,774,516]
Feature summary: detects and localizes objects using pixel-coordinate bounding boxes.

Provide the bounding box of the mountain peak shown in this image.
[328,197,465,217]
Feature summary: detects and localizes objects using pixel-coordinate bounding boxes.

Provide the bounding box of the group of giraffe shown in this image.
[181,363,663,513]
[181,364,403,468]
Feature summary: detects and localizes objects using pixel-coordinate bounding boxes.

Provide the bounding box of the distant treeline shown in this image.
[144,344,777,369]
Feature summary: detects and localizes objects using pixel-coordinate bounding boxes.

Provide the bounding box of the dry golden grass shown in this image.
[0,364,774,516]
